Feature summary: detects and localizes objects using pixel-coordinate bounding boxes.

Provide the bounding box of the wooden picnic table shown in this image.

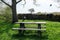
[12,22,46,36]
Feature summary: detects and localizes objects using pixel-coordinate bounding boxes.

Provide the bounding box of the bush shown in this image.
[0,7,12,23]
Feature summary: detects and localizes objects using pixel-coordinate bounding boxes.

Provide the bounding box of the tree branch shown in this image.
[16,0,22,4]
[33,0,36,5]
[33,0,40,6]
[1,0,12,8]
[22,0,26,7]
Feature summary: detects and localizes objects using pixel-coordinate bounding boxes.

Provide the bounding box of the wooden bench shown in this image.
[12,28,46,31]
[12,22,46,36]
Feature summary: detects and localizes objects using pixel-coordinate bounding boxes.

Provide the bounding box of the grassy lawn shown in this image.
[0,20,60,40]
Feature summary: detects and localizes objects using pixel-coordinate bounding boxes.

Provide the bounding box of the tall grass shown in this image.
[0,20,60,40]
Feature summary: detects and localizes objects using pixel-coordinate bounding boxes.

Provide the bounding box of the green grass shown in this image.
[0,20,60,40]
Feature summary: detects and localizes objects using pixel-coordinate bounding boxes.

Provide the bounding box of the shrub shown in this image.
[0,7,12,23]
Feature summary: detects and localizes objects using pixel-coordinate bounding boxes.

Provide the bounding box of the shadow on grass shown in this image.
[12,33,48,40]
[0,23,14,33]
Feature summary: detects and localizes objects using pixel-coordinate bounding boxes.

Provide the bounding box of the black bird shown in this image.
[50,4,52,6]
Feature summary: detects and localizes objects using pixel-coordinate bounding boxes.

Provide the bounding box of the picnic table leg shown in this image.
[38,24,42,36]
[19,23,25,35]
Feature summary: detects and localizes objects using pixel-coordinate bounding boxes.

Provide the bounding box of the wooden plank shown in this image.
[41,26,46,28]
[15,22,46,24]
[12,28,46,31]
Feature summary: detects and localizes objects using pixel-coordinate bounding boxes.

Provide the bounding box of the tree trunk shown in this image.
[12,0,18,23]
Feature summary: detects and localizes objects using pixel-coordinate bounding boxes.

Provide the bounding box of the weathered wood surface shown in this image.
[15,22,46,24]
[12,28,46,31]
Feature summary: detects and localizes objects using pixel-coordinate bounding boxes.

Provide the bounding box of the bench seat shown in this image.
[12,28,46,31]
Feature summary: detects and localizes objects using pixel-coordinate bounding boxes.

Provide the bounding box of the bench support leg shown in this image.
[38,24,42,36]
[19,23,25,35]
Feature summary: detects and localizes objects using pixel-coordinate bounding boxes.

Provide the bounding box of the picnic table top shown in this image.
[15,22,46,24]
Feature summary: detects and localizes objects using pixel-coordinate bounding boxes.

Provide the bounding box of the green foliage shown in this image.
[0,7,12,23]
